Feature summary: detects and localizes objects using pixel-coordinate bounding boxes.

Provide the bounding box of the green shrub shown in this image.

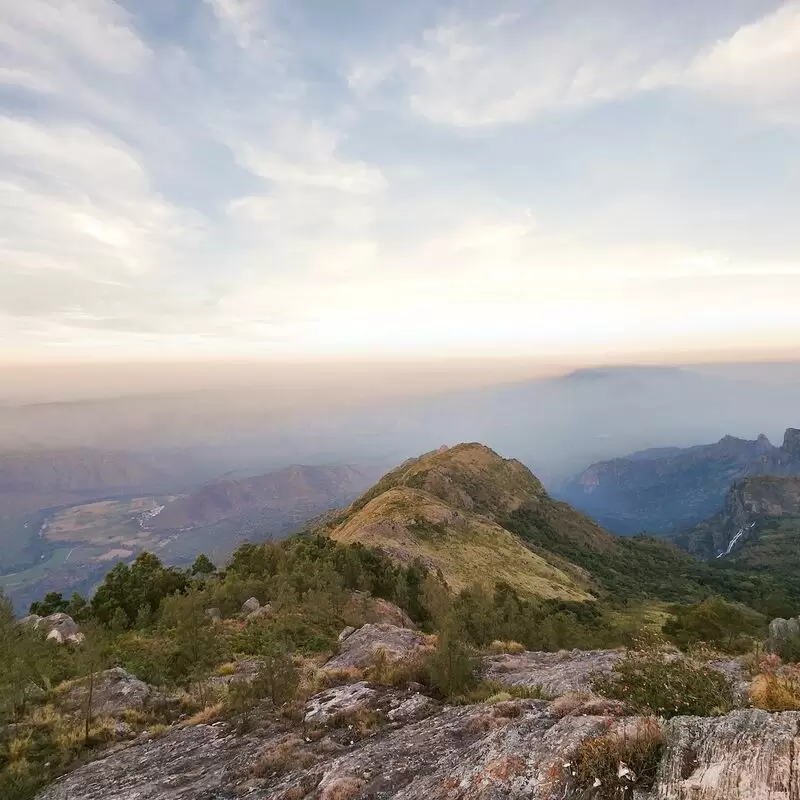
[423,618,478,700]
[663,596,765,653]
[590,653,734,718]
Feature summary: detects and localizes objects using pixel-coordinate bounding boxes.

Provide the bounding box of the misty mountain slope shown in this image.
[0,448,201,572]
[558,428,800,534]
[0,463,380,613]
[0,448,185,513]
[148,464,377,532]
[320,442,756,605]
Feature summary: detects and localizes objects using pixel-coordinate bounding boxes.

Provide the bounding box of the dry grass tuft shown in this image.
[251,735,316,778]
[488,640,525,654]
[564,718,663,799]
[751,672,800,711]
[183,702,224,726]
[146,723,169,739]
[320,775,366,800]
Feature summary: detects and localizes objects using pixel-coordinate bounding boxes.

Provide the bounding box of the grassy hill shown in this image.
[321,443,800,613]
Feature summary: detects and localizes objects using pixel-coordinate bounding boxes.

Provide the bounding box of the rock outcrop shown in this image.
[35,700,647,800]
[246,603,274,622]
[345,592,414,628]
[323,623,429,672]
[484,648,623,695]
[304,681,377,723]
[58,668,156,718]
[19,612,82,644]
[653,709,800,799]
[767,616,800,655]
[240,597,260,615]
[32,671,800,800]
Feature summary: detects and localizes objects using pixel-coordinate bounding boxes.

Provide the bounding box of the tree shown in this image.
[29,591,69,616]
[160,588,221,695]
[0,590,56,722]
[424,613,477,699]
[191,553,216,576]
[91,552,188,627]
[66,592,90,622]
[258,642,299,706]
[77,622,106,744]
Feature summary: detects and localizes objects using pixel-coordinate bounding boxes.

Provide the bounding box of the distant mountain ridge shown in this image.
[0,448,192,518]
[148,464,377,532]
[558,428,800,534]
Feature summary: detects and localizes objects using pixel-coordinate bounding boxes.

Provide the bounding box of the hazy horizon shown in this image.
[2,354,800,406]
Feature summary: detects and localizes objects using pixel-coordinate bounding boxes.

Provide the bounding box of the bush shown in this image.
[423,617,478,700]
[563,718,662,799]
[663,596,765,653]
[590,653,734,718]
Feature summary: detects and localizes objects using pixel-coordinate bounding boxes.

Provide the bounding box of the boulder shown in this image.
[245,603,273,622]
[22,612,82,644]
[304,682,377,724]
[346,592,414,627]
[59,667,155,718]
[767,616,800,654]
[386,693,434,722]
[655,709,800,799]
[483,648,623,696]
[240,597,260,615]
[322,624,429,672]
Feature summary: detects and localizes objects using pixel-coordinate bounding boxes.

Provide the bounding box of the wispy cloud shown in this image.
[352,2,800,128]
[680,1,800,122]
[204,0,269,48]
[0,0,799,360]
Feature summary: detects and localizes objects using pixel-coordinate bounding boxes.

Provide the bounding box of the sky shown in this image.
[1,0,799,363]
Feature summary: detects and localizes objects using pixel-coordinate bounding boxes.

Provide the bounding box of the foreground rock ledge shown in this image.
[34,702,800,800]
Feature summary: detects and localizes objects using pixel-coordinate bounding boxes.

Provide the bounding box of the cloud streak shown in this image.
[0,0,798,361]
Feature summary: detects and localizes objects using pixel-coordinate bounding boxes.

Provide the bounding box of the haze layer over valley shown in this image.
[1,358,799,609]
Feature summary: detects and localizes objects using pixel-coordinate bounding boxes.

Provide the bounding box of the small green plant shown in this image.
[590,653,734,718]
[463,679,546,704]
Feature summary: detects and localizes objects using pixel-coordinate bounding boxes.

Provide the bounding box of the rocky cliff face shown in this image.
[558,429,800,535]
[677,476,800,560]
[783,428,800,460]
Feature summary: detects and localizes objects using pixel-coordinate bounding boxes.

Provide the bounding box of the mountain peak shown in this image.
[324,443,590,601]
[391,442,545,517]
[783,428,800,457]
